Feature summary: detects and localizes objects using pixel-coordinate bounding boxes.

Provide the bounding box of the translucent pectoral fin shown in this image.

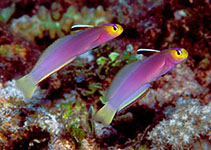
[117,84,150,113]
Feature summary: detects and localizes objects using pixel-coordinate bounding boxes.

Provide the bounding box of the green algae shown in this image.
[96,57,108,66]
[138,145,149,150]
[61,99,87,144]
[108,52,120,62]
[81,82,102,96]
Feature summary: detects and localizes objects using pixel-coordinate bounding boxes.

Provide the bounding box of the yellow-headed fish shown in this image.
[16,24,123,99]
[94,48,188,126]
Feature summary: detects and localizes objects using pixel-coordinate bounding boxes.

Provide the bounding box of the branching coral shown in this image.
[147,98,211,150]
[0,81,48,149]
[10,3,113,41]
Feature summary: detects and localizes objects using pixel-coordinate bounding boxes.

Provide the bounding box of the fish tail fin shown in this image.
[15,74,36,99]
[93,103,116,126]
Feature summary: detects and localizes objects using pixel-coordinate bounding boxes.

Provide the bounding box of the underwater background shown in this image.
[0,0,210,149]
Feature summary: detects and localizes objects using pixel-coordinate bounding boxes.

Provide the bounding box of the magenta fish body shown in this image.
[94,48,188,126]
[15,24,123,99]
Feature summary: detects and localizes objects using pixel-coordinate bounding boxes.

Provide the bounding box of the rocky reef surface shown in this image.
[0,0,210,149]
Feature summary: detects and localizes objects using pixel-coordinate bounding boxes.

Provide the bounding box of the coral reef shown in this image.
[106,0,167,48]
[10,3,113,41]
[0,0,210,149]
[0,80,90,149]
[139,63,209,108]
[107,0,211,63]
[0,22,40,82]
[160,0,210,59]
[0,81,56,148]
[193,138,211,150]
[0,43,27,59]
[147,98,211,150]
[61,93,88,144]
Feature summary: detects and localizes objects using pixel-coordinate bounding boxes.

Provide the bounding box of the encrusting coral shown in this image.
[147,98,211,150]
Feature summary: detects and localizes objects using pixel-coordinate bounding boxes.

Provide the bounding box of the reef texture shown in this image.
[0,0,210,149]
[0,22,40,82]
[147,98,211,150]
[10,3,113,41]
[0,81,59,149]
[0,80,96,149]
[139,63,209,108]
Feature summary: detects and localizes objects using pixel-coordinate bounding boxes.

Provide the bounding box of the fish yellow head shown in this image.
[169,48,188,64]
[103,24,124,37]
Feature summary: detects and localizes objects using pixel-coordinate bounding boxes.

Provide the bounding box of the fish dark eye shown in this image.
[113,25,118,31]
[177,51,181,55]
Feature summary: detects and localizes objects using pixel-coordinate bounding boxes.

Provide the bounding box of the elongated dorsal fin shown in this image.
[71,25,94,31]
[137,49,161,55]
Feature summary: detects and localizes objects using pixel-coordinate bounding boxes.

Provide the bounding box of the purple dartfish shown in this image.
[94,48,188,126]
[16,24,123,99]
